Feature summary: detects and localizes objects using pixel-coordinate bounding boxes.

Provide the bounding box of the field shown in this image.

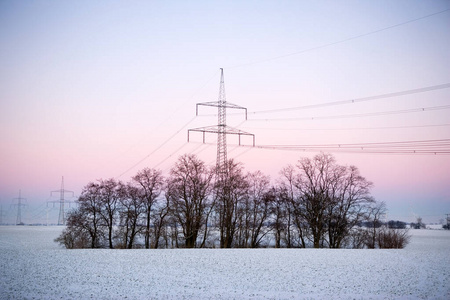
[0,226,449,299]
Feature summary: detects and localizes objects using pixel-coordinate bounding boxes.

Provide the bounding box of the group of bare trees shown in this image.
[56,153,409,249]
[56,169,165,249]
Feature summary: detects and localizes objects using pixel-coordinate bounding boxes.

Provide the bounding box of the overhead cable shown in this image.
[117,116,196,178]
[241,123,450,131]
[256,139,450,155]
[248,105,450,122]
[198,83,450,118]
[188,139,450,155]
[227,8,450,69]
[249,83,450,115]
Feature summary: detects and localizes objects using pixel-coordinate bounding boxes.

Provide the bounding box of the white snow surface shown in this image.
[0,227,449,299]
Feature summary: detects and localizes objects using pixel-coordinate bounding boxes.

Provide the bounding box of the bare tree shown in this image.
[278,165,305,248]
[56,152,382,250]
[364,201,387,249]
[291,153,374,248]
[118,183,145,249]
[131,168,164,249]
[166,154,214,248]
[56,182,105,248]
[271,188,287,248]
[97,178,121,249]
[151,196,170,249]
[215,159,248,248]
[245,171,273,248]
[55,209,91,249]
[327,165,375,248]
[293,154,336,248]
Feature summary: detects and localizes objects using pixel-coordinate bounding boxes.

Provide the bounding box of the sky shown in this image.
[1,0,449,224]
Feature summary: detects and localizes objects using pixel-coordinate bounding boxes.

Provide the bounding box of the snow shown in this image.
[1,226,449,299]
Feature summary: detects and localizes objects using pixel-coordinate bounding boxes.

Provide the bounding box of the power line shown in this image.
[241,123,450,132]
[115,70,220,179]
[189,139,450,155]
[227,8,450,69]
[117,79,450,176]
[256,139,450,155]
[247,105,450,122]
[249,83,450,115]
[154,142,189,170]
[263,139,450,148]
[198,83,450,118]
[117,116,197,178]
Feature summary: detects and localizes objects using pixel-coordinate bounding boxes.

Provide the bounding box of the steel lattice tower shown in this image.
[188,68,255,178]
[48,177,74,225]
[217,69,227,177]
[13,190,27,225]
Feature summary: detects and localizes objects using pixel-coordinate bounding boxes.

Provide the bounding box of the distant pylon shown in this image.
[49,177,74,225]
[13,190,27,225]
[188,68,255,179]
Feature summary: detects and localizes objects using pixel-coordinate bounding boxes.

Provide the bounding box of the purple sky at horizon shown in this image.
[1,1,449,224]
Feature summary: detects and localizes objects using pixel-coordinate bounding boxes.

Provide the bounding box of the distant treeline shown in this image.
[55,153,410,249]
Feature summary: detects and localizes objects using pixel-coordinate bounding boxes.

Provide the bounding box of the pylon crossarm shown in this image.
[188,126,255,146]
[196,101,247,117]
[188,125,253,135]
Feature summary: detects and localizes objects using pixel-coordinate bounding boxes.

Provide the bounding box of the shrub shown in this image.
[377,227,411,249]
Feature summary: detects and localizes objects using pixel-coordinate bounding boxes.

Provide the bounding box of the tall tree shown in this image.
[278,165,304,248]
[292,153,374,248]
[151,197,170,249]
[293,154,334,248]
[119,182,145,249]
[166,154,214,248]
[98,178,121,249]
[326,165,374,248]
[247,171,273,248]
[131,168,164,249]
[215,159,248,248]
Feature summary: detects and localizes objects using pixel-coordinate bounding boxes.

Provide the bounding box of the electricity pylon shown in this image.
[188,68,255,179]
[12,190,27,225]
[48,177,74,225]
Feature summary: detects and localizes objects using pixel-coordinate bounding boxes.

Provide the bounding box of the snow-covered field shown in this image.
[0,226,449,299]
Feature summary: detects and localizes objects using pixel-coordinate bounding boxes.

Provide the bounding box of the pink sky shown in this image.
[1,1,449,224]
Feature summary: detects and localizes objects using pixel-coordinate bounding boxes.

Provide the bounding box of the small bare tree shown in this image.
[56,182,105,248]
[55,209,91,249]
[364,201,387,249]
